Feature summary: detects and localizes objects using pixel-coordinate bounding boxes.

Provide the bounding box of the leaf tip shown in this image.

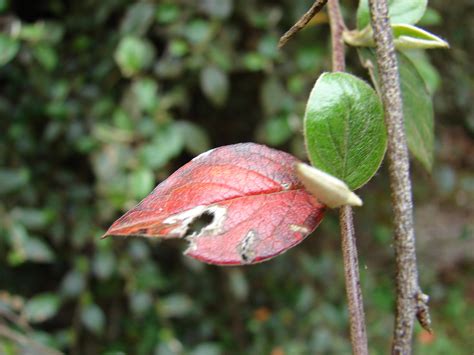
[296,162,363,208]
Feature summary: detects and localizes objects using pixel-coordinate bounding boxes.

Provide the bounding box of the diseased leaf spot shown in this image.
[185,212,215,237]
[238,230,258,264]
[289,224,309,234]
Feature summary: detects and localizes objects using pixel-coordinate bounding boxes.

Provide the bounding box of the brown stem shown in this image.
[367,0,431,353]
[328,0,346,72]
[328,1,368,354]
[278,0,328,48]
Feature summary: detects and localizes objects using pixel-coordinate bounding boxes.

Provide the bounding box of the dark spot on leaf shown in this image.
[185,211,215,237]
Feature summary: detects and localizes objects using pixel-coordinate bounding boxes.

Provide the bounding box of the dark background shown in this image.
[0,0,472,354]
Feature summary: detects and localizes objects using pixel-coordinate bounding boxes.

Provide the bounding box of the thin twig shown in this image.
[327,1,369,354]
[367,0,431,353]
[0,324,63,355]
[327,0,346,72]
[278,0,328,49]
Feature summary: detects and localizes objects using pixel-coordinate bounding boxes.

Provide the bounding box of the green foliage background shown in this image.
[0,0,472,354]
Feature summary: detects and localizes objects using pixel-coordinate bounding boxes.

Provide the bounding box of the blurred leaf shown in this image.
[81,304,105,336]
[130,168,154,199]
[18,21,64,43]
[92,250,116,280]
[11,208,54,229]
[200,0,233,19]
[0,34,19,66]
[129,291,153,315]
[359,49,434,171]
[120,2,155,35]
[185,20,212,45]
[131,78,158,113]
[403,50,440,94]
[156,3,180,24]
[114,36,155,77]
[32,44,58,70]
[304,72,387,189]
[357,0,427,29]
[158,294,193,318]
[189,343,222,355]
[418,7,442,26]
[227,269,248,301]
[25,293,61,323]
[23,237,55,263]
[262,115,293,146]
[200,66,229,107]
[174,121,211,155]
[139,124,184,169]
[261,78,286,116]
[61,270,86,298]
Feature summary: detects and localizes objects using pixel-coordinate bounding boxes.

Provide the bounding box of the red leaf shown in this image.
[103,143,325,265]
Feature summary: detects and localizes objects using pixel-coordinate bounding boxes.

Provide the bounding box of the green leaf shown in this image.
[120,2,155,36]
[131,78,158,113]
[304,72,386,190]
[0,34,19,66]
[357,0,427,29]
[174,121,211,155]
[344,24,448,50]
[199,0,233,19]
[114,36,155,77]
[25,293,61,323]
[139,124,184,169]
[0,168,30,195]
[200,66,229,107]
[23,237,55,263]
[129,168,154,199]
[392,24,449,49]
[358,49,434,171]
[403,50,440,94]
[32,44,58,70]
[81,304,105,335]
[261,115,293,146]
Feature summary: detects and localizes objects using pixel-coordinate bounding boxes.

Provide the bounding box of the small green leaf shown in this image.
[358,49,434,171]
[114,36,155,77]
[200,66,229,107]
[129,168,154,199]
[32,44,58,70]
[120,2,155,36]
[174,121,211,155]
[199,0,233,19]
[25,293,61,323]
[304,72,386,190]
[261,115,293,146]
[23,237,55,263]
[81,304,105,336]
[131,78,158,113]
[357,0,427,29]
[344,24,448,50]
[0,168,30,195]
[139,124,184,169]
[392,24,449,49]
[0,33,19,66]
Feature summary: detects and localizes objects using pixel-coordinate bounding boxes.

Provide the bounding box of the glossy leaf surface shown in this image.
[359,49,434,170]
[104,143,325,265]
[304,72,387,190]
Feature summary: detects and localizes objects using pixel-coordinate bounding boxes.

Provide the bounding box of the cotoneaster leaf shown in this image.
[358,49,434,171]
[103,143,326,265]
[357,0,428,30]
[304,72,387,190]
